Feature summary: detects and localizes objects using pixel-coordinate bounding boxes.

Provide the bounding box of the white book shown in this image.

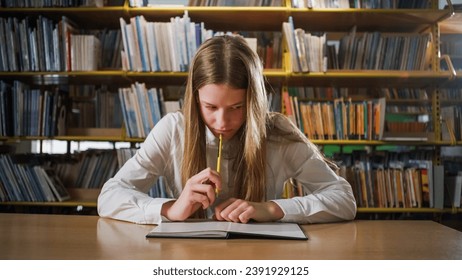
[33,166,56,202]
[185,16,197,66]
[0,19,8,71]
[282,18,301,72]
[154,22,169,71]
[147,88,162,125]
[135,16,151,71]
[39,168,70,202]
[455,172,462,208]
[130,84,145,137]
[433,165,444,209]
[129,17,143,71]
[134,82,153,135]
[166,21,179,71]
[171,15,187,71]
[294,29,308,72]
[147,221,307,240]
[119,18,132,70]
[145,22,160,71]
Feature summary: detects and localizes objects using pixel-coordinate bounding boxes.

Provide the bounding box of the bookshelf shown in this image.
[0,0,461,217]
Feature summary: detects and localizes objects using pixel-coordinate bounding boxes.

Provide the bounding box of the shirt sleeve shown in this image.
[97,113,181,225]
[270,141,357,224]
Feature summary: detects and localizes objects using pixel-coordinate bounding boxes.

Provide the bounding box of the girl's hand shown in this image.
[214,198,284,223]
[161,168,221,221]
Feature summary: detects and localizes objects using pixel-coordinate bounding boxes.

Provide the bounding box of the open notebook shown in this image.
[146,221,308,240]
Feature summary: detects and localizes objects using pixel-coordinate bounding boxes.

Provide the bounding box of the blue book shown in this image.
[146,22,160,71]
[0,155,17,201]
[118,89,133,138]
[288,16,302,72]
[120,18,133,71]
[148,88,162,125]
[134,83,152,136]
[2,155,25,201]
[135,16,149,71]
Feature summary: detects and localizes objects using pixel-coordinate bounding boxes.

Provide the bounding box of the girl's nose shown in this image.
[215,109,228,128]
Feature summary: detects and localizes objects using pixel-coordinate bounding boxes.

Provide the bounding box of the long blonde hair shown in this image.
[182,35,268,202]
[181,35,337,204]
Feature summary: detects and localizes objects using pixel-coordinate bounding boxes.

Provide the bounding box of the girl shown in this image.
[98,35,356,224]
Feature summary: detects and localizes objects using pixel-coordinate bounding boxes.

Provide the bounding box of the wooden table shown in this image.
[1,213,461,260]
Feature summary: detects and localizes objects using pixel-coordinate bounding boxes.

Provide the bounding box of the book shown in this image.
[445,171,462,208]
[146,221,308,240]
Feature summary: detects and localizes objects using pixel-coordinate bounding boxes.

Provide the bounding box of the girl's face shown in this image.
[197,83,246,140]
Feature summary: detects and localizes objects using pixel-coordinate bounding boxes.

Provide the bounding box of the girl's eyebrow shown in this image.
[201,101,244,107]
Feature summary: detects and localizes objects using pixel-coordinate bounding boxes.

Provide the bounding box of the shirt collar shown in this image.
[205,125,240,159]
[205,125,218,146]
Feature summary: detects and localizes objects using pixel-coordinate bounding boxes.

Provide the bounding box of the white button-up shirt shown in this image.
[98,112,356,224]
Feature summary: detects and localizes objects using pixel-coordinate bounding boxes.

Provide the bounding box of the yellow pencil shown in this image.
[216,134,223,196]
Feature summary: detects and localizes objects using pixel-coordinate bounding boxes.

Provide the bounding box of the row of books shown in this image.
[0,0,108,7]
[270,148,460,209]
[0,14,435,73]
[188,0,282,6]
[348,0,432,9]
[75,150,118,189]
[338,26,432,70]
[0,81,65,137]
[293,0,432,8]
[0,146,174,202]
[283,17,328,73]
[3,0,430,8]
[0,80,444,141]
[55,149,118,189]
[285,87,433,102]
[443,157,462,208]
[441,35,462,57]
[54,147,171,198]
[56,147,167,196]
[2,144,459,206]
[386,105,431,114]
[128,0,283,7]
[68,85,123,129]
[287,87,349,100]
[0,148,128,202]
[283,90,386,140]
[446,171,462,208]
[119,83,182,138]
[336,150,447,209]
[0,16,122,72]
[70,34,101,71]
[440,88,462,101]
[441,105,462,142]
[119,82,280,138]
[245,31,283,69]
[97,29,123,70]
[0,153,70,202]
[120,13,214,72]
[292,0,349,8]
[381,88,430,100]
[283,17,432,73]
[0,81,126,137]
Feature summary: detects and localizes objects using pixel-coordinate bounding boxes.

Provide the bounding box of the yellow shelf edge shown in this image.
[357,207,451,213]
[0,201,97,208]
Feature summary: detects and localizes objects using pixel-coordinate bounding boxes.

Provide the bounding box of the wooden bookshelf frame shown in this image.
[0,188,99,208]
[0,70,455,88]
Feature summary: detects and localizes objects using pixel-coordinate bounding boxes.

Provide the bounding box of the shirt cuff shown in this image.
[271,198,310,223]
[143,198,176,224]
